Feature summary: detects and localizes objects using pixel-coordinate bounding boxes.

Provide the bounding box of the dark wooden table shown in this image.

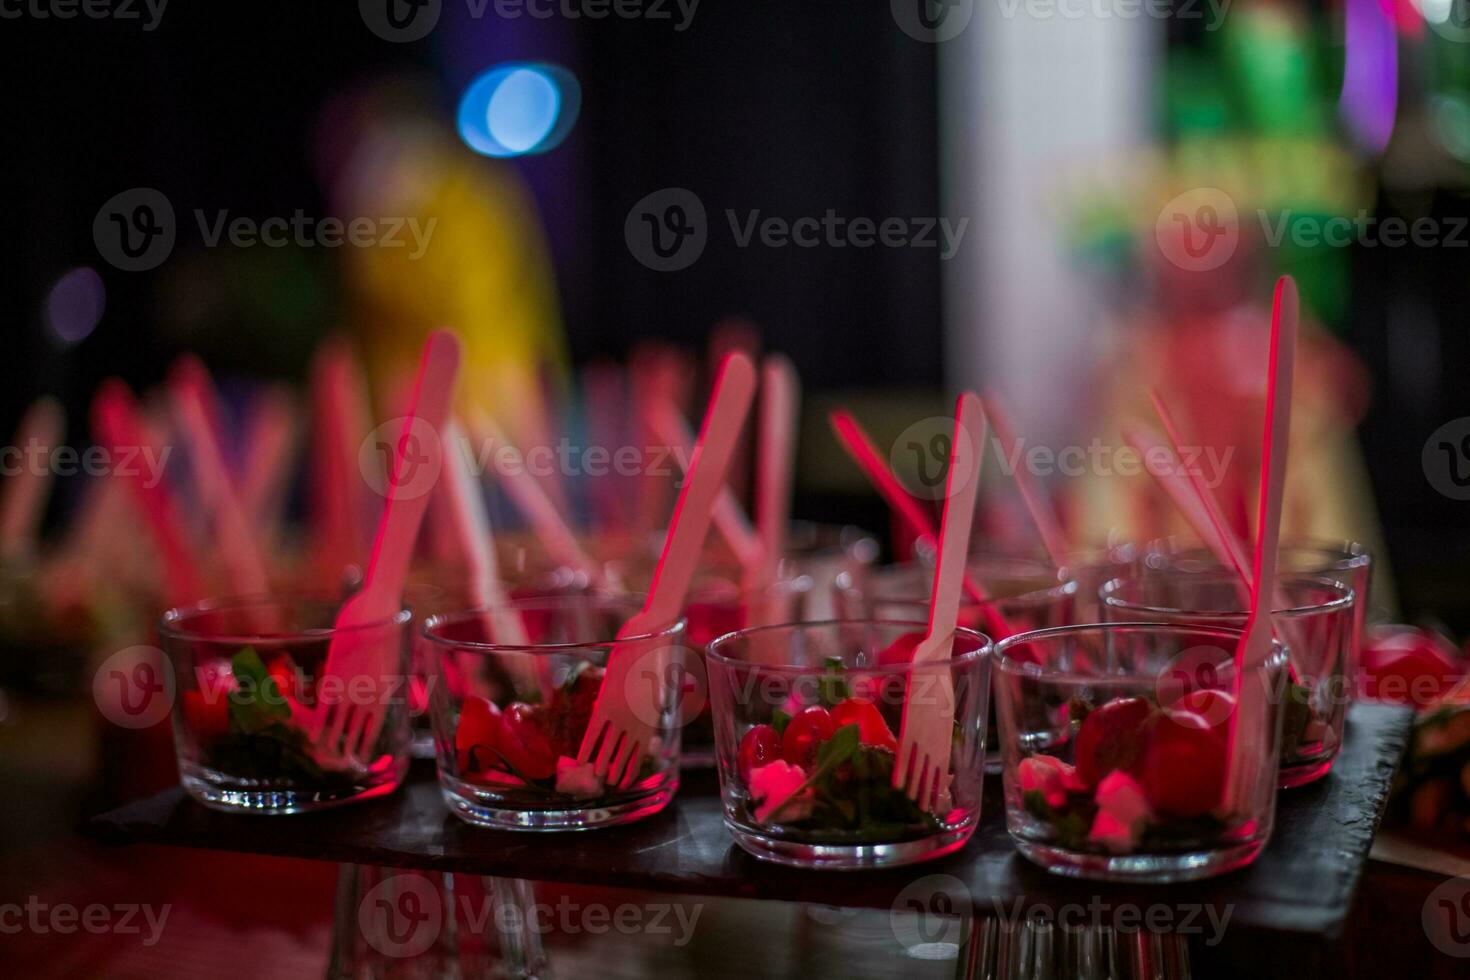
[90,703,1414,978]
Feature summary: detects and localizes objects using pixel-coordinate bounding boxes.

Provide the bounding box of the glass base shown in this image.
[441,775,677,831]
[180,759,408,815]
[1280,754,1336,789]
[727,821,975,870]
[1014,837,1264,883]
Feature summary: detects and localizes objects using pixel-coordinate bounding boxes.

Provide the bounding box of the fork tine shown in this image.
[344,707,370,759]
[620,741,642,788]
[577,718,607,764]
[611,739,641,788]
[593,727,623,779]
[357,710,385,760]
[319,700,350,753]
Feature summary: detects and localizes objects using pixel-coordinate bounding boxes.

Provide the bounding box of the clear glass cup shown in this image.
[836,556,1078,635]
[839,557,1075,772]
[160,595,414,814]
[778,522,880,620]
[1143,538,1372,697]
[681,574,816,766]
[705,620,993,870]
[994,623,1288,882]
[424,594,686,831]
[1057,542,1141,624]
[1100,572,1355,788]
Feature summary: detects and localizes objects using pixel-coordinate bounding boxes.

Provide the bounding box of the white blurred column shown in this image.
[940,2,1159,435]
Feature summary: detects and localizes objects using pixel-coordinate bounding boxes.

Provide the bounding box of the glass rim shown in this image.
[1098,573,1355,621]
[994,621,1287,680]
[421,593,686,653]
[839,556,1077,610]
[159,593,413,645]
[1146,537,1371,572]
[704,618,993,674]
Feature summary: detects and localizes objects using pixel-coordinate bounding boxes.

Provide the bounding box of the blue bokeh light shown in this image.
[458,63,580,158]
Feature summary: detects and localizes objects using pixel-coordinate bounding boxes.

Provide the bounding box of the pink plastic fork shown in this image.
[1224,277,1298,810]
[645,397,763,577]
[577,352,758,786]
[894,392,987,812]
[983,392,1069,566]
[310,330,462,762]
[0,397,64,562]
[169,357,272,600]
[830,409,1019,640]
[756,355,799,586]
[92,381,201,605]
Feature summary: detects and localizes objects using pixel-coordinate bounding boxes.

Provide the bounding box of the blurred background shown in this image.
[2,0,1470,976]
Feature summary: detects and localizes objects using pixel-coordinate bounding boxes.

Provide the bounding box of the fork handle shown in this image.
[641,353,757,628]
[918,392,987,662]
[353,330,462,623]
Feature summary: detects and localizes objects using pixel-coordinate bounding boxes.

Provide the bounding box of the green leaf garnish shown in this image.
[228,647,291,734]
[771,708,792,736]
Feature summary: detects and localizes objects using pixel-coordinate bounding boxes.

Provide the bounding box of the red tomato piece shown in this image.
[737,724,782,783]
[500,703,558,781]
[781,706,836,768]
[1073,697,1153,789]
[182,690,230,741]
[1140,709,1227,819]
[455,695,506,773]
[830,698,898,751]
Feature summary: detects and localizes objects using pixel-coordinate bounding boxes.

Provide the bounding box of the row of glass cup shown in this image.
[158,534,1370,882]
